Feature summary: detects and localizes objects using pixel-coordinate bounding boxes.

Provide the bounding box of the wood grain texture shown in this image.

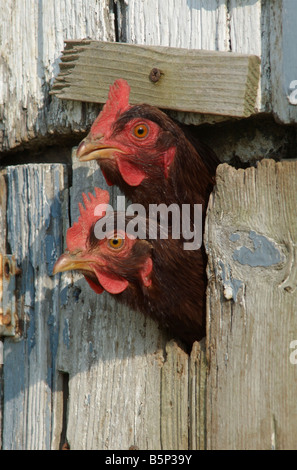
[2,164,68,449]
[51,40,260,118]
[1,0,274,152]
[126,0,228,49]
[0,0,115,152]
[205,159,297,449]
[120,0,266,124]
[270,0,297,123]
[0,170,6,448]
[189,339,207,450]
[0,172,6,253]
[161,341,189,449]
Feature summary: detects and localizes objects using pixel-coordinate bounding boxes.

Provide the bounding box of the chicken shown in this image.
[53,188,206,347]
[73,80,218,345]
[76,79,219,213]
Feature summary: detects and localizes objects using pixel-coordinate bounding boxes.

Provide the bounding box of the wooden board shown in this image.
[2,0,292,154]
[51,40,260,118]
[0,0,115,152]
[2,164,68,449]
[0,170,6,448]
[205,159,297,449]
[270,0,297,123]
[118,0,267,125]
[189,339,207,450]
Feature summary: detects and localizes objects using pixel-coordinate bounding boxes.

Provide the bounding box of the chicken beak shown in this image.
[52,252,93,275]
[76,134,122,162]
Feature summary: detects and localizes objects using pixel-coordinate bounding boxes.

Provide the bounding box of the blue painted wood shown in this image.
[2,164,68,449]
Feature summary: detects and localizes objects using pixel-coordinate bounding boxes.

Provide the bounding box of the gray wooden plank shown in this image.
[0,0,115,152]
[189,339,207,450]
[161,341,189,450]
[2,164,68,449]
[205,159,297,449]
[270,0,297,123]
[51,40,260,118]
[0,170,6,449]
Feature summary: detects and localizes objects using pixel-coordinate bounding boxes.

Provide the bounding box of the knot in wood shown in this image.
[149,68,161,83]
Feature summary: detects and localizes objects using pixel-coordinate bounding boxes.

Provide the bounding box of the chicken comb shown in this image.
[90,79,131,138]
[66,187,110,252]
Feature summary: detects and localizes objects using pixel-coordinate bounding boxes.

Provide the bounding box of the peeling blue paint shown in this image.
[73,286,82,302]
[229,232,240,242]
[23,261,36,354]
[233,231,282,267]
[60,286,68,306]
[227,278,243,300]
[3,165,68,449]
[45,234,58,275]
[63,319,70,349]
[47,314,59,370]
[51,194,62,219]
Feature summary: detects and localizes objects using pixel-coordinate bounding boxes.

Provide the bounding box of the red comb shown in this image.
[90,79,131,137]
[66,187,110,252]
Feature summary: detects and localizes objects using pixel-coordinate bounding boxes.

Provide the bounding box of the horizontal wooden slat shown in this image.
[51,40,260,118]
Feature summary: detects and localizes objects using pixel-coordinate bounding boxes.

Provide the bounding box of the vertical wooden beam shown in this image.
[2,164,68,449]
[161,340,189,449]
[205,159,297,449]
[270,0,297,123]
[189,339,207,450]
[0,170,7,449]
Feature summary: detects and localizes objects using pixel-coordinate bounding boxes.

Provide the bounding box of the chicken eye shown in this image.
[108,237,124,250]
[133,124,149,139]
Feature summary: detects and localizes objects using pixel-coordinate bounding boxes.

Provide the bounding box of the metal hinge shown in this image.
[0,254,19,338]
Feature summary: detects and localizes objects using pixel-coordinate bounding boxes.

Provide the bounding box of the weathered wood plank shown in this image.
[0,0,115,152]
[270,0,297,123]
[228,0,270,113]
[118,0,266,124]
[0,171,6,253]
[205,159,297,449]
[122,0,229,51]
[0,170,6,449]
[51,40,260,118]
[189,339,207,450]
[2,164,68,449]
[161,341,189,449]
[1,0,281,151]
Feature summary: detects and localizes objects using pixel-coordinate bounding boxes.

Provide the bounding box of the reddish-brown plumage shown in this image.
[77,79,219,212]
[74,79,219,346]
[53,189,205,347]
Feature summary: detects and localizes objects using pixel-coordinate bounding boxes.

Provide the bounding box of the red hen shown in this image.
[53,188,206,347]
[76,79,219,212]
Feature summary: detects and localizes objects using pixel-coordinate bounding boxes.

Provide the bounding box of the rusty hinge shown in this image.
[0,254,19,338]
